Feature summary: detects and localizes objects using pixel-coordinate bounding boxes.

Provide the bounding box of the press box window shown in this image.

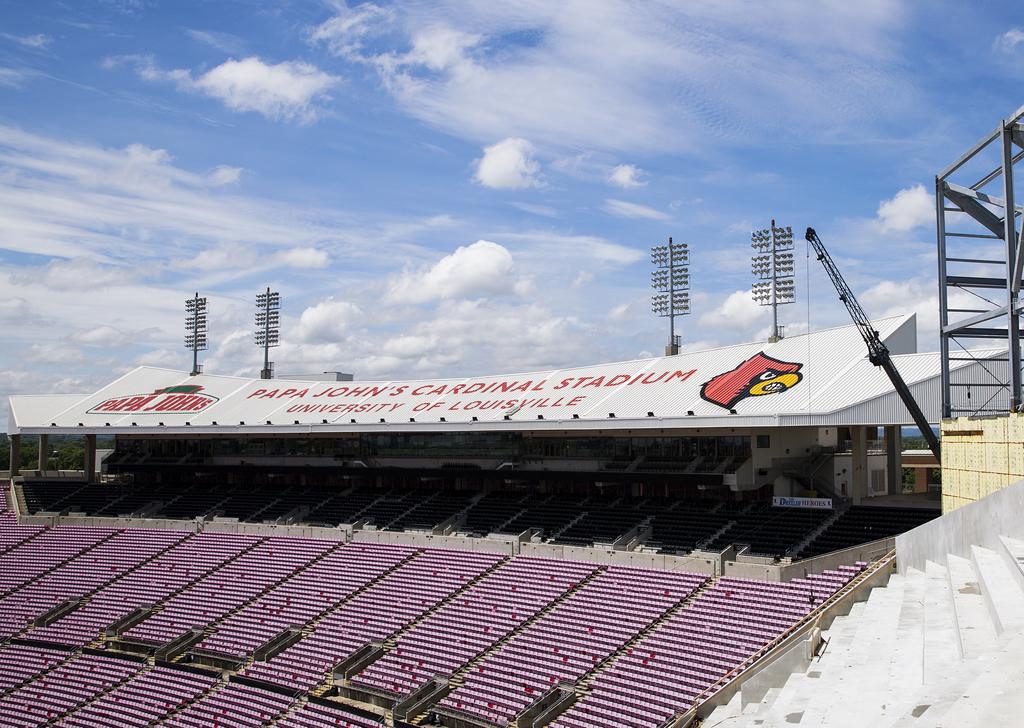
[756,435,771,449]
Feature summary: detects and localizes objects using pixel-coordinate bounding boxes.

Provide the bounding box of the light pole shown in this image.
[751,220,795,342]
[255,287,280,380]
[651,237,691,355]
[184,293,208,376]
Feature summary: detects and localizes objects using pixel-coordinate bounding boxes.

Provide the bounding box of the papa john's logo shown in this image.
[699,352,803,411]
[86,384,219,415]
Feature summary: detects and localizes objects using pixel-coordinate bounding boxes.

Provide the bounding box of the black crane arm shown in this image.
[805,227,941,461]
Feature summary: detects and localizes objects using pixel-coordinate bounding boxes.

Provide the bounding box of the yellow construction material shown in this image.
[941,413,1024,512]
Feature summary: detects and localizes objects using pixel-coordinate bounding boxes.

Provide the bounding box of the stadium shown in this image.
[3,22,1024,728]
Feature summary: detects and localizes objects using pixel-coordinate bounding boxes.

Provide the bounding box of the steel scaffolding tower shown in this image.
[936,106,1022,418]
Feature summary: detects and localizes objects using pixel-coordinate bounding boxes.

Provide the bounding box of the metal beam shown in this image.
[1001,126,1022,408]
[949,327,1024,339]
[1005,104,1024,126]
[938,125,1001,180]
[1014,214,1024,293]
[943,304,1009,333]
[947,274,1019,288]
[944,185,1007,238]
[937,176,951,419]
[946,181,1024,213]
[1013,123,1024,151]
[971,146,1024,191]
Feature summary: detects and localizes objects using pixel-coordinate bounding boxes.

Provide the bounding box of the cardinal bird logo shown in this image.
[700,352,803,410]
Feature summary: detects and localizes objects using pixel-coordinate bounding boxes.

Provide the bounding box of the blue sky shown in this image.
[0,0,1021,408]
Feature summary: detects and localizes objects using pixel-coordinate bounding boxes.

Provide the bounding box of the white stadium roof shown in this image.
[8,314,1008,436]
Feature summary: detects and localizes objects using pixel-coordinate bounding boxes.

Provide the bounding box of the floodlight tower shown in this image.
[751,220,795,342]
[651,237,691,355]
[255,287,280,380]
[184,292,208,376]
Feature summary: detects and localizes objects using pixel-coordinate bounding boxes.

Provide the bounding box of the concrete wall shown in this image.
[724,537,894,582]
[353,529,517,555]
[896,476,1024,574]
[941,414,1024,512]
[520,542,719,575]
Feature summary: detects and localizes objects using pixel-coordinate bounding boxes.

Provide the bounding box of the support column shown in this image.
[885,426,902,496]
[84,434,97,483]
[850,426,868,504]
[38,434,49,473]
[9,433,20,477]
[914,467,929,494]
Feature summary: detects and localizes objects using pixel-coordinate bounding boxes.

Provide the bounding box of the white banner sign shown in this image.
[772,496,833,509]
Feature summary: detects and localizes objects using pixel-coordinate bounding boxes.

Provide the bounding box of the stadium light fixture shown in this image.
[184,292,208,376]
[651,237,691,355]
[751,220,795,342]
[255,287,281,380]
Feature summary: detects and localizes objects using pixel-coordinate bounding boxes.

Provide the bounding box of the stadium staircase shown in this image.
[789,506,847,558]
[705,536,1024,728]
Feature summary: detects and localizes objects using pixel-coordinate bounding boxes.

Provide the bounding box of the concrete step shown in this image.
[997,535,1024,595]
[888,633,1024,728]
[922,559,961,682]
[946,554,999,658]
[971,544,1024,634]
[791,579,905,727]
[876,566,927,721]
[704,691,741,724]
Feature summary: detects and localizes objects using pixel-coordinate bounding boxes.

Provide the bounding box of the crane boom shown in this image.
[805,228,941,461]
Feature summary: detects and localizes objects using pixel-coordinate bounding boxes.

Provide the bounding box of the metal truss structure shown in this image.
[936,106,1023,418]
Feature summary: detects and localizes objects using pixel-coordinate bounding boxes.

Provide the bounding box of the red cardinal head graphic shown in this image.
[700,352,803,410]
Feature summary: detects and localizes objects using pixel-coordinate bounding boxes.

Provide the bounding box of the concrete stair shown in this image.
[705,534,1024,728]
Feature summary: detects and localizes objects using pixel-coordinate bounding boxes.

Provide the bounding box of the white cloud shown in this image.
[495,231,643,266]
[134,348,183,367]
[572,271,594,289]
[858,275,978,348]
[698,290,769,335]
[603,198,669,221]
[186,29,245,54]
[0,68,25,88]
[111,55,340,123]
[313,2,915,152]
[995,29,1024,53]
[0,124,373,262]
[387,240,521,304]
[876,184,933,232]
[474,138,542,190]
[277,247,329,268]
[23,258,129,291]
[309,3,394,57]
[608,164,646,188]
[209,165,242,186]
[2,33,52,49]
[510,202,559,218]
[296,299,363,343]
[72,324,156,347]
[25,343,80,364]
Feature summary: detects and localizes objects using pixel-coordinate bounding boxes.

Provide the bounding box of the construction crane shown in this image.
[805,228,941,461]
